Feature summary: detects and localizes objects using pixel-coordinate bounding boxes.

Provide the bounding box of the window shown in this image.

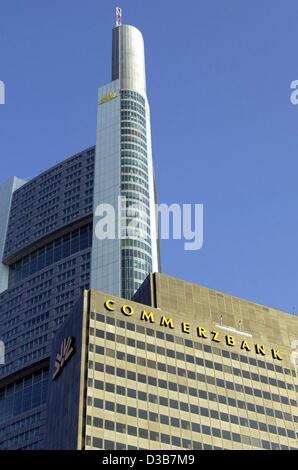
[116,423,126,434]
[105,401,115,411]
[128,425,137,436]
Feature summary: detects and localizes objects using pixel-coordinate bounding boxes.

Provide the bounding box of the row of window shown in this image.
[94,343,296,407]
[92,326,296,393]
[121,120,147,135]
[89,360,297,428]
[121,110,146,128]
[121,182,150,199]
[121,174,149,190]
[91,312,296,378]
[89,436,217,450]
[121,248,152,264]
[121,155,148,173]
[121,142,147,158]
[121,258,152,272]
[0,411,43,441]
[1,426,42,449]
[121,127,147,143]
[121,90,146,106]
[8,224,92,286]
[121,135,147,152]
[87,414,293,450]
[0,368,49,423]
[121,164,148,181]
[121,100,146,118]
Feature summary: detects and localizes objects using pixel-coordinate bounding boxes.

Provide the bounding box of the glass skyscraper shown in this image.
[91,24,160,300]
[0,20,159,449]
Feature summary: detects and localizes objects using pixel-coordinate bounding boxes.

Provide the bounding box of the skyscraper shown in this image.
[91,22,160,300]
[0,16,159,449]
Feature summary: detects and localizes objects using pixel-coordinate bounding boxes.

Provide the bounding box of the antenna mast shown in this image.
[116,7,122,27]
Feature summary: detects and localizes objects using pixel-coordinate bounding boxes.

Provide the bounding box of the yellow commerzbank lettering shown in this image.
[226,335,236,346]
[121,304,134,316]
[241,340,251,351]
[102,299,284,361]
[197,327,207,338]
[211,330,220,342]
[255,344,266,355]
[104,299,115,311]
[140,310,155,323]
[182,322,190,333]
[272,349,282,360]
[160,316,174,329]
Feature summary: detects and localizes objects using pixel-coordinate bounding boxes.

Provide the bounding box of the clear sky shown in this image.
[0,0,297,314]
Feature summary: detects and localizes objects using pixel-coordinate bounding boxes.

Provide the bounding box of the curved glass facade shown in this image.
[120,90,153,299]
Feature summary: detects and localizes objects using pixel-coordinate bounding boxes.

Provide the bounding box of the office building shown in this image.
[45,273,298,450]
[0,18,159,449]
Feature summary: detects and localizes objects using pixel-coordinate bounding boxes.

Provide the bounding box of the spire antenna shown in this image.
[116,6,122,27]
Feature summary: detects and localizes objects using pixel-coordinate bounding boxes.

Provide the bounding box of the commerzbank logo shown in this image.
[100,92,117,105]
[52,336,75,380]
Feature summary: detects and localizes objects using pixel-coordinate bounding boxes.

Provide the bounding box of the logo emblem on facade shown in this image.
[52,336,75,380]
[100,92,117,105]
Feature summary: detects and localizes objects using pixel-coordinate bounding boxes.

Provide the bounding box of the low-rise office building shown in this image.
[45,273,298,450]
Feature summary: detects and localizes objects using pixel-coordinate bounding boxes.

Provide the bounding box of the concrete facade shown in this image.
[45,274,298,450]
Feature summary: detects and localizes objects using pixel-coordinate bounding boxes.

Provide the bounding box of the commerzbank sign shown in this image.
[104,299,283,361]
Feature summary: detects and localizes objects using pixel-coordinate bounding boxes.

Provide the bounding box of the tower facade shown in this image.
[91,24,160,300]
[0,148,95,449]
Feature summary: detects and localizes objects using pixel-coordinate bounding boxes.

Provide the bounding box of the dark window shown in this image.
[191,423,200,433]
[92,437,102,449]
[93,417,103,428]
[190,404,199,414]
[222,350,230,358]
[170,417,180,427]
[181,420,190,430]
[232,433,241,443]
[171,436,181,447]
[210,410,219,420]
[259,422,267,432]
[105,401,115,411]
[160,415,169,425]
[116,423,126,434]
[201,407,209,417]
[148,376,157,386]
[105,420,114,431]
[150,431,159,441]
[222,430,231,440]
[212,428,221,438]
[128,406,137,417]
[128,425,137,436]
[127,371,136,381]
[139,428,148,439]
[116,404,126,414]
[220,412,229,422]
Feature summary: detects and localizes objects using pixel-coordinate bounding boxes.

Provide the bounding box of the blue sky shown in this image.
[0,1,298,313]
